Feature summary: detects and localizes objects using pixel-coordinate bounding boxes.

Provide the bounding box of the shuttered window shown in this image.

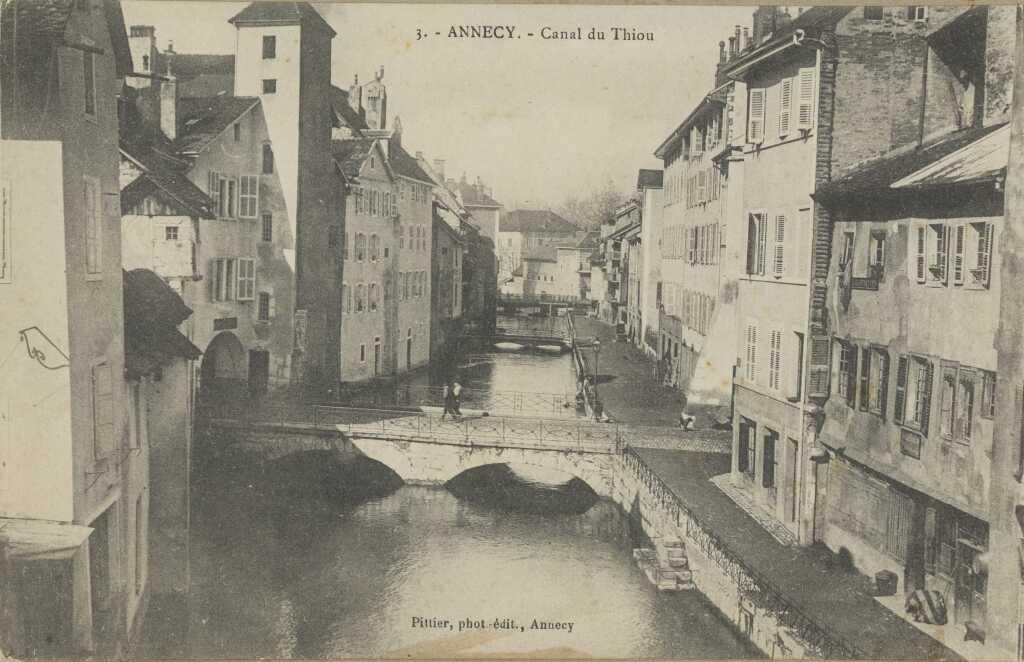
[915,226,926,283]
[773,214,786,277]
[747,212,767,275]
[778,77,793,137]
[84,176,103,274]
[769,329,782,391]
[859,346,871,411]
[748,88,766,144]
[971,222,993,287]
[258,292,272,321]
[952,224,966,284]
[807,335,831,398]
[900,355,934,434]
[92,361,114,458]
[797,67,816,130]
[745,323,758,382]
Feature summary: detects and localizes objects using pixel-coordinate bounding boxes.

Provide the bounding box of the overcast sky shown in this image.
[123,2,753,210]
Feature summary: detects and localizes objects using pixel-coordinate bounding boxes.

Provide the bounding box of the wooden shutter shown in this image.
[774,215,786,277]
[976,222,993,286]
[762,433,776,488]
[894,356,909,423]
[738,420,750,472]
[915,226,926,283]
[920,360,935,436]
[746,214,759,273]
[778,77,793,136]
[807,335,831,398]
[770,330,782,391]
[847,343,859,406]
[879,351,890,419]
[797,68,816,130]
[953,225,965,284]
[92,362,114,458]
[939,225,950,284]
[859,346,871,411]
[756,214,768,275]
[748,88,766,144]
[746,323,758,382]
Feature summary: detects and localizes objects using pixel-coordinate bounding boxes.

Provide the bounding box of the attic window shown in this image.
[863,6,883,20]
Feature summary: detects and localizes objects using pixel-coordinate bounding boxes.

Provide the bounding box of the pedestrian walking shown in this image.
[442,381,455,420]
[452,380,463,417]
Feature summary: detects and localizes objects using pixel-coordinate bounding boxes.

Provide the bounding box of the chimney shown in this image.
[718,40,726,65]
[433,159,446,181]
[166,39,175,54]
[742,27,751,50]
[348,74,361,114]
[734,25,741,51]
[377,66,384,81]
[160,75,178,140]
[728,36,737,59]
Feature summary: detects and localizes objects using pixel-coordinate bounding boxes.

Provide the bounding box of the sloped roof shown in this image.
[174,95,260,154]
[892,123,1009,189]
[330,138,376,179]
[389,142,433,184]
[330,85,368,134]
[637,169,663,189]
[1,0,132,77]
[228,2,335,37]
[119,93,215,218]
[500,209,577,234]
[123,268,201,379]
[522,246,558,263]
[457,180,501,208]
[816,122,1008,202]
[157,52,234,96]
[722,6,853,79]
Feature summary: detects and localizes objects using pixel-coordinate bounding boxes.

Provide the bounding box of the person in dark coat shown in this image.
[442,381,456,420]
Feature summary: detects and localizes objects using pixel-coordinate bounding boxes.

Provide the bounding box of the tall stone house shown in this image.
[811,6,1018,655]
[497,209,577,283]
[0,0,158,654]
[636,169,663,359]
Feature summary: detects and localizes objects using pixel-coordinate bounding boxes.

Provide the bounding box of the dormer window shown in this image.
[262,35,276,59]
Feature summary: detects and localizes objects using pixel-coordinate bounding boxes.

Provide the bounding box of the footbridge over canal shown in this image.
[203,405,730,499]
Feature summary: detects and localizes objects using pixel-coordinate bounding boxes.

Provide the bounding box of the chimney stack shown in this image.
[433,159,446,180]
[718,40,726,65]
[160,75,178,140]
[348,74,361,115]
[728,36,737,59]
[742,27,751,50]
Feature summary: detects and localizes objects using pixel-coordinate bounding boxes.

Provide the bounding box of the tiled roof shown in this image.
[157,53,234,96]
[330,138,376,179]
[330,85,368,133]
[174,96,260,154]
[228,2,335,36]
[816,122,1008,201]
[389,142,433,184]
[124,268,201,379]
[637,169,663,189]
[457,180,501,208]
[120,93,215,218]
[1,0,132,76]
[522,246,558,263]
[500,209,577,234]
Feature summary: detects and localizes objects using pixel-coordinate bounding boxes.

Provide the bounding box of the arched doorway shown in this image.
[200,332,247,404]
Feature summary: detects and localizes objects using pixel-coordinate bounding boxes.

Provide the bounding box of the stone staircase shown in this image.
[633,537,694,591]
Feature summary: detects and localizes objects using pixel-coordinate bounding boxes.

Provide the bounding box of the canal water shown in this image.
[146,330,755,658]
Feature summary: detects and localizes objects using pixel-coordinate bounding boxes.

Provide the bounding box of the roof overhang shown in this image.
[721,30,809,82]
[0,518,94,561]
[654,97,725,159]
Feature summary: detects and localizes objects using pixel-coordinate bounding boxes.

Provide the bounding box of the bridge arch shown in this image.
[200,331,247,399]
[348,438,614,499]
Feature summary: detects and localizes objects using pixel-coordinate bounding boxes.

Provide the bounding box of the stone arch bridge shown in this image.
[203,405,727,498]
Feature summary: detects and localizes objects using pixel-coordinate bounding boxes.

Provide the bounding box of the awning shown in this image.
[892,123,1009,189]
[0,518,93,561]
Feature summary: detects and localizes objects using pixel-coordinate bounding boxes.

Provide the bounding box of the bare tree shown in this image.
[556,180,627,230]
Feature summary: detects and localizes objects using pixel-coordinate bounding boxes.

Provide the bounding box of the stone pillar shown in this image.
[988,7,1024,658]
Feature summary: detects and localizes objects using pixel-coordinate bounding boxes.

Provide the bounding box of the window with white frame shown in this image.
[773,214,787,277]
[867,347,889,416]
[211,257,237,301]
[236,258,255,300]
[939,364,978,443]
[778,77,793,137]
[748,88,766,144]
[868,230,886,278]
[84,176,103,275]
[969,222,994,287]
[926,223,950,284]
[239,175,259,218]
[908,6,927,21]
[895,354,933,434]
[837,340,854,403]
[796,67,816,130]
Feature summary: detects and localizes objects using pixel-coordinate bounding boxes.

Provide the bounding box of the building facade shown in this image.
[498,209,578,283]
[0,0,143,654]
[725,6,946,545]
[636,170,663,358]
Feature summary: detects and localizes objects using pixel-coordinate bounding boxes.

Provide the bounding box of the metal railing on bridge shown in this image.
[390,385,577,418]
[311,405,620,454]
[200,399,731,455]
[493,315,569,339]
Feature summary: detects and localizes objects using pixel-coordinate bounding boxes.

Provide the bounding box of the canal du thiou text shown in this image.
[412,617,574,633]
